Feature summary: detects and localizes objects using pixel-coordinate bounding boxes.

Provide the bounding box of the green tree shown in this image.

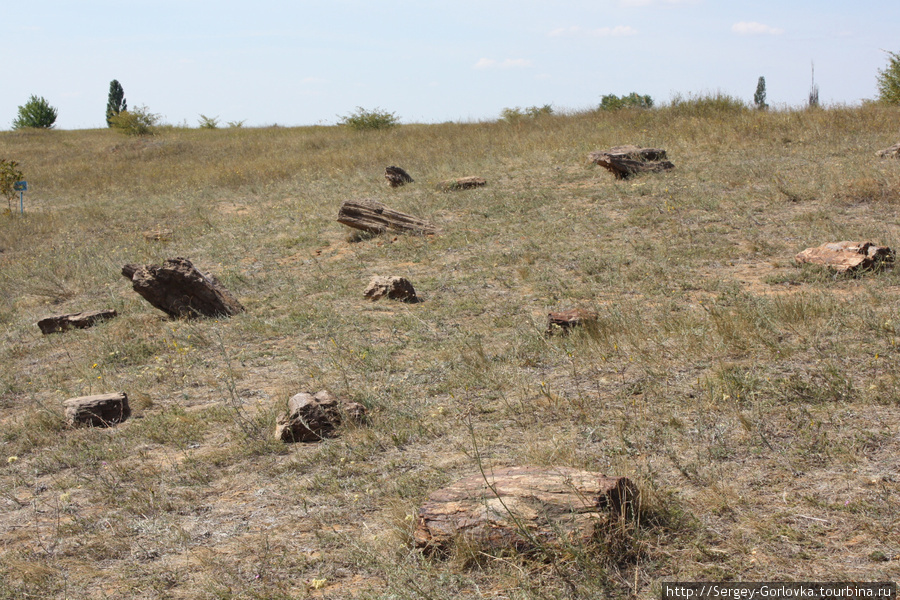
[108,105,159,136]
[106,80,127,127]
[600,92,653,111]
[753,76,768,110]
[876,50,900,105]
[12,95,58,129]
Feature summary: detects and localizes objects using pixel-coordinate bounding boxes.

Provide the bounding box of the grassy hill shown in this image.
[1,104,899,598]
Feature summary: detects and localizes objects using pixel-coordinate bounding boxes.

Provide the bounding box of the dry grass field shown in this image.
[1,102,899,599]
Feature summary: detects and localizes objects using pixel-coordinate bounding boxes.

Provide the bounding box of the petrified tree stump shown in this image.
[547,308,598,336]
[364,276,419,303]
[337,199,437,236]
[385,166,414,187]
[588,145,674,179]
[64,392,130,427]
[414,466,637,554]
[122,257,245,318]
[876,142,900,159]
[437,176,487,192]
[37,309,117,335]
[275,390,367,443]
[795,241,894,273]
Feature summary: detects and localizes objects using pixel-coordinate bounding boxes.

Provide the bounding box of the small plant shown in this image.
[754,76,768,110]
[109,105,159,136]
[876,49,900,105]
[106,80,127,127]
[227,119,246,128]
[600,92,653,111]
[338,107,399,131]
[501,104,553,123]
[0,158,25,211]
[12,95,58,129]
[198,114,220,129]
[808,62,820,108]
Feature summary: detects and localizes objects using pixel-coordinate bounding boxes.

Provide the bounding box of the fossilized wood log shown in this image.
[385,166,414,187]
[876,142,900,158]
[795,241,894,273]
[37,309,117,335]
[364,276,419,303]
[64,392,130,427]
[415,466,637,554]
[547,308,599,336]
[122,257,245,318]
[437,176,487,192]
[337,199,437,235]
[588,145,674,179]
[275,390,367,443]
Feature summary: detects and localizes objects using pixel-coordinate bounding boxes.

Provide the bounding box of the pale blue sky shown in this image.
[4,0,899,129]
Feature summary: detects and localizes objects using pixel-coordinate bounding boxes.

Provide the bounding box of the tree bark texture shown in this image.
[337,199,437,236]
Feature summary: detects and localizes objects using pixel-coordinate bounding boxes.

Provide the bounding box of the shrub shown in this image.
[0,159,25,212]
[198,114,220,129]
[600,93,653,111]
[12,95,58,129]
[665,91,747,115]
[338,107,399,131]
[500,104,553,123]
[109,105,159,136]
[876,50,900,105]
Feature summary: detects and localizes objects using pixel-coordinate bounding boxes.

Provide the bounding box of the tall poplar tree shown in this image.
[106,80,127,127]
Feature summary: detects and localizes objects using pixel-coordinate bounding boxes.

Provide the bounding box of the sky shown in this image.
[4,0,899,130]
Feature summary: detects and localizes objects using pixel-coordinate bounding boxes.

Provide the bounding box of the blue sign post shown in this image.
[13,181,26,215]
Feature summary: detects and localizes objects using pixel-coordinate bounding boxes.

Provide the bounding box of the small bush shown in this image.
[338,107,400,131]
[665,91,747,115]
[876,50,900,105]
[109,105,159,136]
[198,114,220,129]
[0,158,25,211]
[12,95,58,129]
[501,104,553,123]
[600,93,653,111]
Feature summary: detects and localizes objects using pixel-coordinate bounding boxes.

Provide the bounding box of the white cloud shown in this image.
[732,21,785,35]
[473,58,533,69]
[550,25,637,37]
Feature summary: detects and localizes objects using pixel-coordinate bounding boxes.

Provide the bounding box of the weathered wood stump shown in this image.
[795,241,894,273]
[588,145,674,179]
[364,276,419,303]
[876,142,900,159]
[64,392,130,427]
[414,466,637,554]
[122,257,245,318]
[547,308,599,336]
[143,228,173,242]
[337,199,437,236]
[275,390,367,443]
[385,166,414,187]
[437,176,487,192]
[37,309,117,335]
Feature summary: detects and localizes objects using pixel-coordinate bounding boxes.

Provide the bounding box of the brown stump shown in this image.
[547,308,599,336]
[364,276,419,303]
[64,392,130,427]
[588,145,674,179]
[414,466,637,554]
[795,241,894,273]
[337,199,437,236]
[37,309,117,335]
[437,176,487,192]
[122,257,245,318]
